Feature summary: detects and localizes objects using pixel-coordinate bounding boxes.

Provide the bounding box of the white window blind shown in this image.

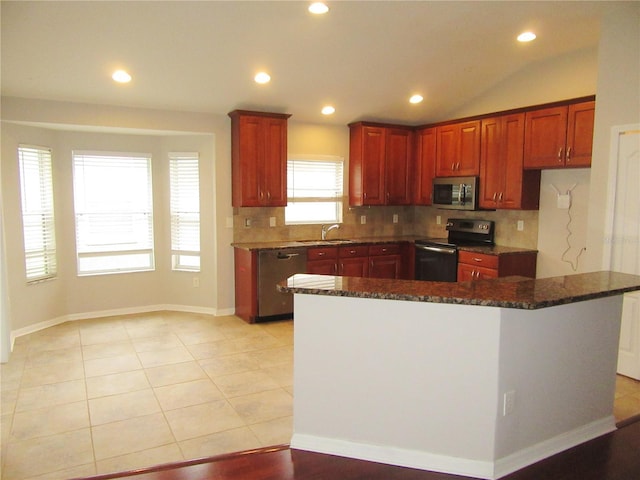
[285,155,344,225]
[72,151,154,275]
[169,152,200,271]
[18,145,57,282]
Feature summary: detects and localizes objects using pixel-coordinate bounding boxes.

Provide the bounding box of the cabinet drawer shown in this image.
[458,250,499,269]
[369,244,401,256]
[307,247,338,260]
[338,245,369,257]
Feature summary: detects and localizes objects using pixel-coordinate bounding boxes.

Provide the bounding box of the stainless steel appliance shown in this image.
[257,248,307,321]
[415,218,495,282]
[432,176,479,210]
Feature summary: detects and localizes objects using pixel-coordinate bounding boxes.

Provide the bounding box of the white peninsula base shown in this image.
[290,293,623,480]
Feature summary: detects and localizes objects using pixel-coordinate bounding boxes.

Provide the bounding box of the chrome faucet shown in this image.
[321,223,340,240]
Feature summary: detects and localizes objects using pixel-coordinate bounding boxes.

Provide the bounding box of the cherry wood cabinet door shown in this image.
[500,113,527,209]
[457,263,498,282]
[566,101,595,167]
[435,121,480,177]
[369,255,402,279]
[339,257,369,277]
[479,117,502,209]
[457,120,481,176]
[307,260,338,275]
[523,106,568,169]
[230,111,289,207]
[414,127,436,205]
[385,128,413,205]
[349,124,386,206]
[262,117,288,206]
[435,124,457,176]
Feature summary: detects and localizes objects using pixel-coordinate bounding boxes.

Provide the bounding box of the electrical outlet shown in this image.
[244,218,251,227]
[360,215,367,225]
[436,215,442,225]
[557,194,571,209]
[517,220,524,231]
[503,390,516,416]
[269,216,276,227]
[392,214,399,224]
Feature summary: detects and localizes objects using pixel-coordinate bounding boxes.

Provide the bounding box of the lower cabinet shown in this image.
[368,244,402,279]
[457,250,537,282]
[307,243,408,279]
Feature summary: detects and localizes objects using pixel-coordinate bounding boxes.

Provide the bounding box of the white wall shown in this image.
[586,3,640,272]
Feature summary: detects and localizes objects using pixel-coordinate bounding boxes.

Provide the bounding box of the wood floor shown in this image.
[77,416,640,480]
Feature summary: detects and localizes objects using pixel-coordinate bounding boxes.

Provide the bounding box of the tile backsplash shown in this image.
[233,204,539,250]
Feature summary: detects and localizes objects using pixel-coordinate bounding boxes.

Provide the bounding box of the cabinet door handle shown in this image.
[267,191,271,200]
[498,192,503,201]
[558,147,564,162]
[492,192,497,201]
[456,162,461,170]
[259,190,264,200]
[566,146,572,162]
[451,163,455,171]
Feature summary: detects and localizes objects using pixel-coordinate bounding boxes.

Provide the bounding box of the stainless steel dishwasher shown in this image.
[257,248,307,321]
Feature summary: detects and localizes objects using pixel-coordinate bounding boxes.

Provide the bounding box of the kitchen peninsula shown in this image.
[280,271,640,480]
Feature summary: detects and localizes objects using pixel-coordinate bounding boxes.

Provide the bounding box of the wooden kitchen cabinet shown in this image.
[233,248,258,322]
[338,245,369,277]
[523,101,595,169]
[368,244,402,279]
[414,126,437,205]
[229,110,291,207]
[435,120,481,177]
[479,113,541,210]
[457,250,537,282]
[307,247,338,275]
[349,122,413,206]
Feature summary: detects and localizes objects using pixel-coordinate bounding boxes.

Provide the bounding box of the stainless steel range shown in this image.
[415,218,495,282]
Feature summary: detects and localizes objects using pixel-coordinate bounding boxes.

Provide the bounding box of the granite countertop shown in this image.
[231,236,417,251]
[232,237,537,254]
[278,271,640,310]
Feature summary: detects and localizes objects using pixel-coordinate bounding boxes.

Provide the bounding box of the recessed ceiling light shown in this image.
[309,2,329,14]
[517,31,537,42]
[321,105,335,115]
[409,94,424,104]
[112,70,132,83]
[254,72,271,84]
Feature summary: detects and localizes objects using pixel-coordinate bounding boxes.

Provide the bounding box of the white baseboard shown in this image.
[291,416,617,480]
[493,416,616,478]
[10,303,231,349]
[290,434,495,480]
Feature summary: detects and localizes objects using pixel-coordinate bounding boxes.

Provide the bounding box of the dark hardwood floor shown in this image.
[76,416,640,480]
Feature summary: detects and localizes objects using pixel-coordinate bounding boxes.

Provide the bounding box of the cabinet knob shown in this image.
[318,252,325,257]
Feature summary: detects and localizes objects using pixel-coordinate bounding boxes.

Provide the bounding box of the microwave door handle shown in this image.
[459,184,466,205]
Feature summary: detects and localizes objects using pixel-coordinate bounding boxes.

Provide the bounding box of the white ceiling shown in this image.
[1,1,608,126]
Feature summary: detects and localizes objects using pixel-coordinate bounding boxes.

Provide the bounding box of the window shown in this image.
[17,145,57,282]
[72,151,154,275]
[169,152,200,271]
[285,155,344,225]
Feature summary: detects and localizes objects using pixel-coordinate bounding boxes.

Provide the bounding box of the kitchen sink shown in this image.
[296,239,355,245]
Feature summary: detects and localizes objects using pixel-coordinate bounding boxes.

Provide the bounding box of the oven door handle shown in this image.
[415,245,457,254]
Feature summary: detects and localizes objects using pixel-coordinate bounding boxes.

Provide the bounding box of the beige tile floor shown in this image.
[0,312,294,480]
[2,311,640,480]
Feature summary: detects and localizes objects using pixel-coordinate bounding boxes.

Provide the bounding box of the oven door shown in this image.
[414,243,458,282]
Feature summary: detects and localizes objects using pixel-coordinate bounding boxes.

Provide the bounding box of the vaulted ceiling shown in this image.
[1,1,607,126]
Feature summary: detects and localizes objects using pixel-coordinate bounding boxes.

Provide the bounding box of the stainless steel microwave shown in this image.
[432,176,479,210]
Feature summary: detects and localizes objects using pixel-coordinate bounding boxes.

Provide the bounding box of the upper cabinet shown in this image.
[479,113,540,210]
[435,120,481,177]
[414,127,437,205]
[523,101,595,169]
[229,110,291,207]
[349,122,413,206]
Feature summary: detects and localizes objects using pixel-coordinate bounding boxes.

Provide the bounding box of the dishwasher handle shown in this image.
[276,252,301,260]
[415,244,457,255]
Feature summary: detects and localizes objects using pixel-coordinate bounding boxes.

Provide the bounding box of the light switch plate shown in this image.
[360,215,367,225]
